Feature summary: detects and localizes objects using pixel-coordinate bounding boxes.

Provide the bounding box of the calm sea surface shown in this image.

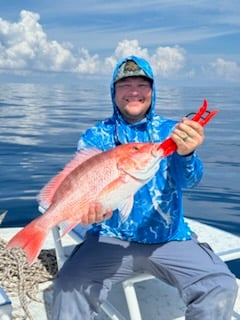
[0,83,239,238]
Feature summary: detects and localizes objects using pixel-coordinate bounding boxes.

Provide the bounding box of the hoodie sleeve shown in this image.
[170,152,203,188]
[77,120,115,151]
[77,128,100,151]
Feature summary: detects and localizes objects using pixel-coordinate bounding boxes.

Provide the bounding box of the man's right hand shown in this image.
[81,202,113,226]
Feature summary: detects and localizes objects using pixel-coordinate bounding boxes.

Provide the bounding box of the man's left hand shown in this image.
[171,118,205,156]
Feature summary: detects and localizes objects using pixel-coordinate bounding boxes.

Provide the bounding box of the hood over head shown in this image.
[110,56,157,145]
[111,56,156,122]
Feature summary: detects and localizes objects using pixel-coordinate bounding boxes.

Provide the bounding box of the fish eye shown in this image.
[132,145,140,150]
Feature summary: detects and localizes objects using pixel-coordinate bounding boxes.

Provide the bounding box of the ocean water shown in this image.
[0,82,239,239]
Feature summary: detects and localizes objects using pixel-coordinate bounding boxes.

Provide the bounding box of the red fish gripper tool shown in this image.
[157,98,219,156]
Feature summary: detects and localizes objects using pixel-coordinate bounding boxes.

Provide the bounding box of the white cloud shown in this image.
[75,48,100,74]
[0,11,186,79]
[104,40,185,78]
[206,58,240,81]
[150,46,185,77]
[104,39,149,73]
[0,10,76,72]
[0,10,239,84]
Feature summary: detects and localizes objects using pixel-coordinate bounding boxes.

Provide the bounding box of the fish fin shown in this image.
[118,196,134,222]
[7,217,48,265]
[96,175,133,221]
[60,221,79,238]
[38,148,102,208]
[96,175,129,202]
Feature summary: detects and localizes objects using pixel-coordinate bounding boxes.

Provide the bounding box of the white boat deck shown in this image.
[0,219,240,320]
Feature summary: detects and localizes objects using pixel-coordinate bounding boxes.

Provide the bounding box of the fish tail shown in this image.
[7,218,48,265]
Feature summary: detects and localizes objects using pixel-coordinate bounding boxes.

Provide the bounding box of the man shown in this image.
[52,56,237,319]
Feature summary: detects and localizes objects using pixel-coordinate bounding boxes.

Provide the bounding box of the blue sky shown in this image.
[0,0,239,85]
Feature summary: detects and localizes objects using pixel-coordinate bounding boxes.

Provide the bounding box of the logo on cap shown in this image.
[123,60,141,72]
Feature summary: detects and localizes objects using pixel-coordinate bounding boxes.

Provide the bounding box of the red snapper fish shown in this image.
[7,99,218,264]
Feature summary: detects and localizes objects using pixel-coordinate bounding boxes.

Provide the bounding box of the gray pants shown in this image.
[52,233,238,320]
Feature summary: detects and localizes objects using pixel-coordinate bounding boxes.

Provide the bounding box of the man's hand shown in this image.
[171,118,205,156]
[81,202,113,226]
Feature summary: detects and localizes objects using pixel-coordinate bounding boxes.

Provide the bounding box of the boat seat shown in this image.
[39,206,240,320]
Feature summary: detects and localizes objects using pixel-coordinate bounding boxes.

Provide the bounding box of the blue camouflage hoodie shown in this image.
[77,55,203,243]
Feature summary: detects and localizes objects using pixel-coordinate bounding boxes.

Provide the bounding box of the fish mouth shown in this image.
[151,144,163,158]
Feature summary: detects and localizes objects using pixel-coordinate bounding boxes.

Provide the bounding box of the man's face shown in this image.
[114,76,152,124]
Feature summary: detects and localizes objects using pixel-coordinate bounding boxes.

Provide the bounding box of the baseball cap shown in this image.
[114,60,152,83]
